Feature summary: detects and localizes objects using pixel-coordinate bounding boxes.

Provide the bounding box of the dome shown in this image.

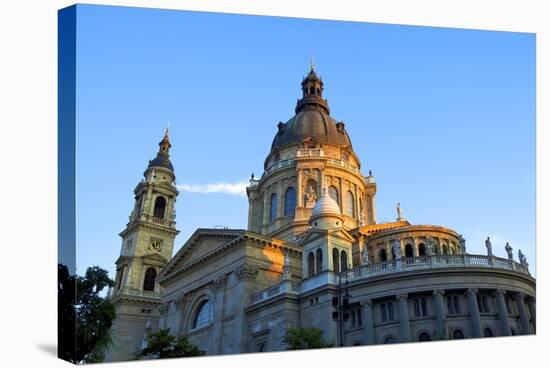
[311,193,342,219]
[270,67,353,151]
[148,154,174,171]
[271,109,353,150]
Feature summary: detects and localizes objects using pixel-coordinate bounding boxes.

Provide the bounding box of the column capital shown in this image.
[493,289,506,297]
[362,299,373,307]
[514,292,526,300]
[466,288,478,296]
[433,289,445,297]
[396,293,408,300]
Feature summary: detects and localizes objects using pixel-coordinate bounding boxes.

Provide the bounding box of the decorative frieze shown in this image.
[235,264,259,280]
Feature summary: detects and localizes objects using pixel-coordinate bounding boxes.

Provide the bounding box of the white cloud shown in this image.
[176,181,249,197]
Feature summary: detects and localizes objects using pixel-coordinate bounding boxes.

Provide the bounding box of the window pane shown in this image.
[193,300,214,329]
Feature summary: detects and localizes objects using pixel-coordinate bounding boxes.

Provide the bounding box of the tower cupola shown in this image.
[296,61,330,115]
[147,128,174,173]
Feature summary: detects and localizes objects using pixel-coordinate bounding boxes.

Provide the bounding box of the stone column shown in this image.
[262,191,269,226]
[412,237,419,257]
[363,300,375,345]
[466,288,482,338]
[386,240,392,261]
[277,181,283,218]
[495,289,511,336]
[527,297,536,332]
[397,294,411,342]
[297,170,303,207]
[515,293,532,335]
[433,290,446,338]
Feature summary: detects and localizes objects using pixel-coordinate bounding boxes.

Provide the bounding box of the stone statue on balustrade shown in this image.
[458,234,467,254]
[485,237,493,258]
[505,242,513,261]
[361,245,369,265]
[518,249,526,264]
[392,239,402,259]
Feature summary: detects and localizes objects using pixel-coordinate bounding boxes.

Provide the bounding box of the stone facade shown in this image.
[106,68,535,362]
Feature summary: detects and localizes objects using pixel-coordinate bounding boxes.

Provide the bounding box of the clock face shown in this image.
[150,239,162,252]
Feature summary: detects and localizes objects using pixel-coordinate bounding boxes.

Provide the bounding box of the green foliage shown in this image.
[58,263,116,363]
[138,328,204,359]
[284,327,333,350]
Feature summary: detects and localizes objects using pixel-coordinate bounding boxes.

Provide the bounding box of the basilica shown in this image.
[105,66,536,361]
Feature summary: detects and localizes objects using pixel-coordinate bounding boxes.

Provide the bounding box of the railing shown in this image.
[325,158,361,174]
[296,149,324,157]
[265,159,296,175]
[249,279,300,305]
[249,254,531,306]
[152,217,165,225]
[343,254,530,282]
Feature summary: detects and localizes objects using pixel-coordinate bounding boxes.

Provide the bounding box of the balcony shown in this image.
[325,158,361,174]
[296,148,324,157]
[343,254,531,282]
[249,279,300,305]
[265,159,296,175]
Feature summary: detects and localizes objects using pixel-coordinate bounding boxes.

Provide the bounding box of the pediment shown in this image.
[299,227,355,245]
[160,228,245,278]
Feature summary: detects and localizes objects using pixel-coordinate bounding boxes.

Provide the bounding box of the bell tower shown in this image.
[106,128,180,362]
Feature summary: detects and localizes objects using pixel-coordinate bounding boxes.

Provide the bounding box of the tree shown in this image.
[58,264,116,363]
[138,328,204,359]
[284,327,333,350]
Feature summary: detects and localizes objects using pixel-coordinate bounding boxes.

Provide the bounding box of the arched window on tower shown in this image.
[316,249,323,274]
[310,86,315,95]
[405,244,414,258]
[328,186,339,205]
[270,193,277,221]
[284,187,296,217]
[332,248,340,273]
[143,267,157,291]
[308,252,315,277]
[345,191,355,218]
[341,250,348,271]
[153,196,166,219]
[192,300,214,329]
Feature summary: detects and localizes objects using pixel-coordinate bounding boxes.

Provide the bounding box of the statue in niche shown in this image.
[392,239,402,259]
[427,236,435,256]
[361,245,369,265]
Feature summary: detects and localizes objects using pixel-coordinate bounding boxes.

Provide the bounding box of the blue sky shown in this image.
[73,4,536,279]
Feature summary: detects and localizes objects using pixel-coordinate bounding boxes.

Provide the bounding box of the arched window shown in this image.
[284,187,296,217]
[316,249,323,274]
[143,267,157,291]
[483,328,494,337]
[192,300,214,329]
[310,86,315,95]
[442,245,448,255]
[153,196,166,219]
[418,332,431,341]
[332,248,340,273]
[345,191,355,217]
[341,250,348,271]
[328,186,339,204]
[452,329,465,339]
[405,244,414,258]
[379,248,387,262]
[270,193,277,221]
[383,336,396,344]
[308,252,315,277]
[418,243,427,256]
